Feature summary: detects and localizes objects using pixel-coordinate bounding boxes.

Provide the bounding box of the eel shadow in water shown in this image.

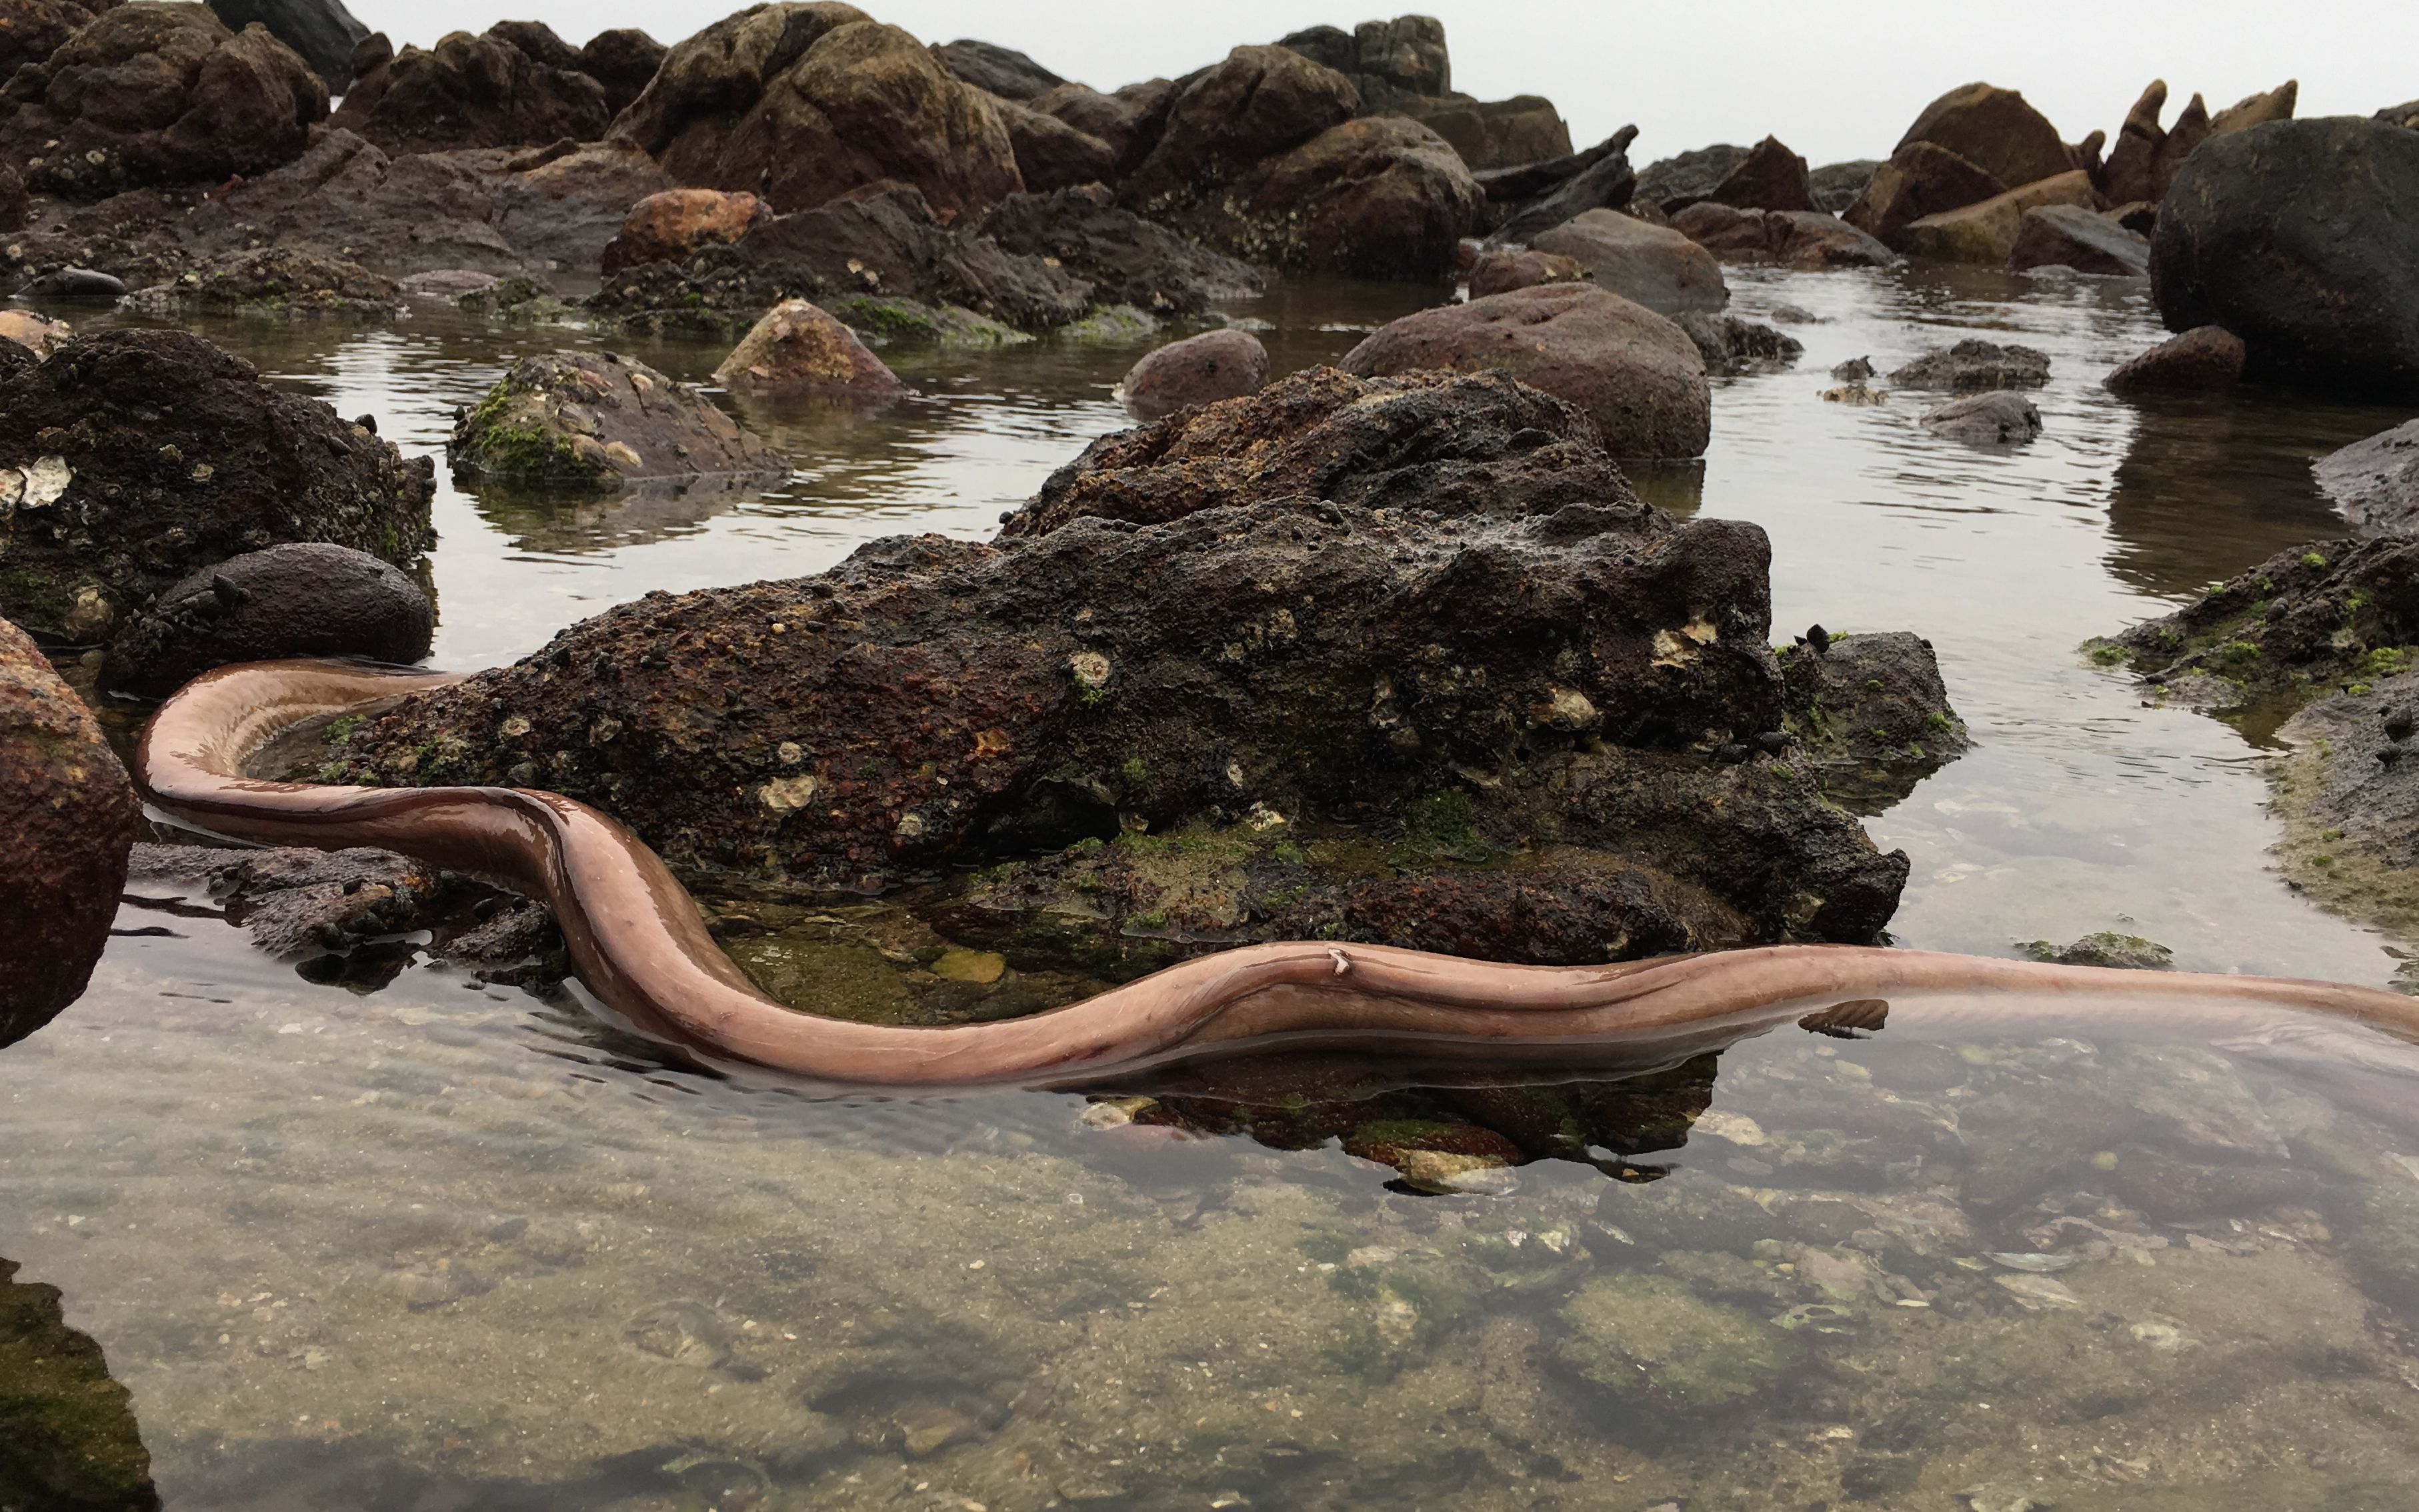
[0,1257,159,1512]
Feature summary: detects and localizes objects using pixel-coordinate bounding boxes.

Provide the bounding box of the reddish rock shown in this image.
[1119,328,1270,419]
[2104,325,2246,395]
[1670,203,1895,269]
[1896,82,2076,191]
[0,614,137,1047]
[0,309,70,357]
[1468,248,1588,297]
[1340,281,1711,459]
[1844,141,2006,249]
[711,298,908,404]
[602,188,769,275]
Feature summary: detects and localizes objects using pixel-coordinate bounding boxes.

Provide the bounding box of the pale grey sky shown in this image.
[347,1,2418,167]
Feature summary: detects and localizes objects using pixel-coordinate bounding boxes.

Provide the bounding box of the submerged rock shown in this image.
[0,1253,159,1507]
[1890,339,2050,391]
[1920,391,2043,447]
[1338,283,1714,459]
[1118,329,1268,420]
[2023,933,2174,971]
[2151,118,2419,394]
[1530,207,1728,317]
[451,351,783,489]
[2314,421,2419,536]
[0,329,434,643]
[1557,1273,1792,1411]
[711,299,908,405]
[0,615,137,1048]
[2104,325,2245,396]
[100,542,433,699]
[1673,313,1803,377]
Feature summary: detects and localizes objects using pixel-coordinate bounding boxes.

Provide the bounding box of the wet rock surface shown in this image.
[0,615,137,1049]
[1890,338,2050,392]
[1780,630,1972,811]
[1117,329,1268,421]
[1673,313,1804,377]
[99,542,433,699]
[2152,118,2419,395]
[2023,932,2174,971]
[2314,421,2419,537]
[1670,204,1896,270]
[1529,207,1728,317]
[1920,391,2044,447]
[2104,324,2245,395]
[2008,203,2150,276]
[121,246,403,320]
[711,298,907,405]
[331,22,611,154]
[1339,283,1714,460]
[2271,672,2419,937]
[0,1252,159,1510]
[450,350,783,489]
[0,329,434,643]
[0,2,327,198]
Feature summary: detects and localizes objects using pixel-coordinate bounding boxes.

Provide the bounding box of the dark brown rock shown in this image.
[601,187,768,277]
[1895,81,2075,191]
[1780,630,1970,812]
[1809,159,1879,214]
[0,163,25,233]
[1670,203,1896,270]
[1709,135,1815,212]
[330,23,611,154]
[0,0,122,79]
[577,27,667,117]
[1468,247,1588,297]
[931,37,1061,102]
[1118,43,1360,211]
[990,93,1115,193]
[973,184,1265,312]
[2007,203,2150,276]
[1031,78,1175,177]
[1920,392,2044,447]
[1119,329,1269,420]
[1340,282,1712,459]
[2111,536,2419,702]
[0,328,434,643]
[1218,115,1481,279]
[711,297,907,405]
[1673,313,1803,377]
[0,615,137,1047]
[1633,143,1747,215]
[450,349,781,489]
[2103,325,2246,395]
[1842,141,2006,250]
[121,245,402,318]
[206,0,367,91]
[100,542,433,697]
[2382,99,2419,131]
[1890,338,2050,391]
[0,2,328,199]
[612,10,1021,221]
[1003,366,1643,540]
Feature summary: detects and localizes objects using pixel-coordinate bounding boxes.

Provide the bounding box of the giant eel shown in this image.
[136,659,2419,1087]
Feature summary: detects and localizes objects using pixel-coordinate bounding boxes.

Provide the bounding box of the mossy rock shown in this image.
[0,1258,159,1511]
[1556,1272,1793,1411]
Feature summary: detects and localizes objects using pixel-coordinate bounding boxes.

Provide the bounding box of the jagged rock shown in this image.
[1118,329,1268,420]
[205,0,367,91]
[2102,79,2298,206]
[578,27,667,117]
[1896,82,2076,191]
[1780,629,1971,811]
[989,94,1115,193]
[2314,421,2419,536]
[2152,118,2419,395]
[0,615,137,1047]
[100,541,433,697]
[1843,141,2006,250]
[0,1252,159,1505]
[931,38,1061,101]
[2104,325,2245,395]
[1220,115,1480,279]
[1707,136,1815,211]
[330,21,611,153]
[2104,536,2419,707]
[1890,338,2050,391]
[1900,170,2096,264]
[1340,283,1712,459]
[1809,159,1879,214]
[1276,15,1568,171]
[0,2,327,198]
[711,297,907,404]
[2008,203,2149,276]
[0,329,433,642]
[611,8,1021,221]
[1530,207,1728,316]
[1468,247,1587,297]
[0,0,122,79]
[973,184,1264,311]
[1673,313,1803,377]
[600,188,768,276]
[2382,99,2419,131]
[1669,203,1896,270]
[450,349,782,489]
[121,246,403,319]
[1001,366,1642,539]
[1031,78,1175,177]
[1919,391,2043,447]
[1488,127,1637,242]
[1634,143,1748,215]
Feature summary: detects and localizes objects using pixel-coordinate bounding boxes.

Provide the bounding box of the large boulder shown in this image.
[1217,115,1482,279]
[1117,44,1358,207]
[1031,78,1176,177]
[0,329,434,643]
[2150,118,2419,394]
[1338,283,1712,459]
[1118,328,1269,420]
[930,38,1061,101]
[2314,421,2419,536]
[2103,325,2246,395]
[600,187,768,275]
[204,0,367,91]
[2007,203,2150,276]
[0,0,121,79]
[0,1,327,198]
[450,350,783,489]
[331,381,1910,947]
[1530,207,1728,316]
[1276,16,1569,171]
[0,615,137,1048]
[1842,141,2006,250]
[329,22,611,153]
[2100,79,2298,207]
[1708,135,1816,212]
[577,27,667,117]
[1670,203,1896,270]
[611,8,1021,221]
[1900,169,2096,264]
[711,297,908,404]
[1895,82,2075,191]
[99,541,434,697]
[989,94,1115,193]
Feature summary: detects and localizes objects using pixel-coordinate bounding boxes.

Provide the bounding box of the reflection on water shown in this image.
[0,1256,157,1511]
[25,260,2419,1507]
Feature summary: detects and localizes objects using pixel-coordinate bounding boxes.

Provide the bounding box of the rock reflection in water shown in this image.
[0,1257,158,1512]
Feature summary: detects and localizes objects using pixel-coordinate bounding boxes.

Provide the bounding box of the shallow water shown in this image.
[15,265,2419,1508]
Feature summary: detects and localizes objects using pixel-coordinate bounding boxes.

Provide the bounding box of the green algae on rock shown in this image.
[120,247,406,321]
[1556,1272,1793,1411]
[0,1257,159,1512]
[448,349,784,490]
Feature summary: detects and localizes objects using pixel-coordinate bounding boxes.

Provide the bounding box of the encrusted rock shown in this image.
[931,38,1062,102]
[450,350,783,489]
[711,298,908,404]
[1118,329,1268,420]
[1890,338,2049,391]
[122,246,403,319]
[0,329,434,641]
[2007,203,2149,277]
[1467,248,1587,297]
[1529,207,1728,316]
[1780,629,1971,810]
[100,541,433,698]
[601,188,769,277]
[975,184,1263,313]
[2314,421,2419,537]
[1920,391,2042,447]
[2024,933,2173,971]
[1669,203,1896,270]
[1340,283,1712,459]
[0,0,123,79]
[331,21,610,153]
[1674,313,1804,377]
[0,1252,159,1505]
[205,0,370,91]
[0,614,137,1047]
[2104,325,2245,396]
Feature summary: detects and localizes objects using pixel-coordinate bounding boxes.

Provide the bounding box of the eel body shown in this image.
[135,659,2419,1087]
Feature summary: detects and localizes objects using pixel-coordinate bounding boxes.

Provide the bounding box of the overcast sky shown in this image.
[346,1,2417,167]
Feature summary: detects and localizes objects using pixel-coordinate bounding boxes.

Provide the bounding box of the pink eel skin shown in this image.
[135,659,2419,1088]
